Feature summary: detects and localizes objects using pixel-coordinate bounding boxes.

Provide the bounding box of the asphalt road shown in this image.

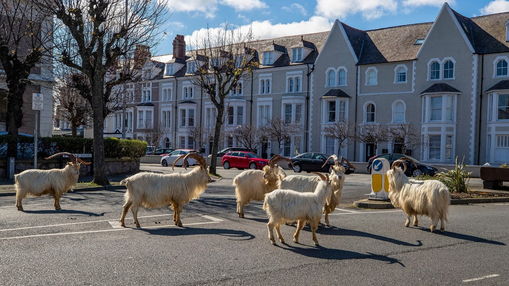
[0,167,508,285]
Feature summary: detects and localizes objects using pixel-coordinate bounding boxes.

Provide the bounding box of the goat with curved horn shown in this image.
[391,159,408,173]
[269,154,292,167]
[321,154,339,169]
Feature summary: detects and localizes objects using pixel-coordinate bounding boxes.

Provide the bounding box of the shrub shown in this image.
[435,157,471,193]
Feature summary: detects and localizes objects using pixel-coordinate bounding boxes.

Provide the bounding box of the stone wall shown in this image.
[0,158,140,178]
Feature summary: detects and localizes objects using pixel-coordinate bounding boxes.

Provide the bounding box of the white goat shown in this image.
[232,155,289,218]
[387,160,450,232]
[280,155,346,226]
[263,172,332,246]
[15,152,91,211]
[119,153,211,228]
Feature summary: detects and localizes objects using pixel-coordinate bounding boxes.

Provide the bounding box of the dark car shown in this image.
[212,147,254,158]
[222,151,269,170]
[367,153,438,177]
[290,152,355,174]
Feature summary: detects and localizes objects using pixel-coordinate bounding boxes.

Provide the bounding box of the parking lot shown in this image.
[0,166,507,285]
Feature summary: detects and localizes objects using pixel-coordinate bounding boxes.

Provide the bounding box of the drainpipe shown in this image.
[353,65,359,161]
[249,71,254,127]
[476,54,484,164]
[173,77,178,148]
[199,85,204,151]
[305,63,315,152]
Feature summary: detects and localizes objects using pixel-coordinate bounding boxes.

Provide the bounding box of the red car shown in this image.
[222,151,269,170]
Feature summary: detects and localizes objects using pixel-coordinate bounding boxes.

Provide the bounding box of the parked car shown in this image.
[290,152,355,174]
[366,153,438,177]
[154,148,174,156]
[222,151,269,170]
[210,147,254,158]
[160,149,199,167]
[145,145,156,155]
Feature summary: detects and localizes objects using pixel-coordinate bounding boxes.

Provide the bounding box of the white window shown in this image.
[338,101,346,121]
[326,69,336,87]
[137,109,153,129]
[365,67,377,86]
[430,96,442,121]
[283,138,291,157]
[291,47,303,62]
[394,65,407,83]
[365,103,375,123]
[126,111,133,130]
[183,86,194,99]
[161,110,171,128]
[205,107,217,129]
[287,75,302,93]
[226,105,244,125]
[496,59,508,77]
[179,108,195,127]
[445,135,453,160]
[257,104,271,127]
[187,136,194,149]
[392,101,405,123]
[429,61,440,80]
[325,136,335,155]
[259,77,271,94]
[141,83,151,102]
[262,52,273,65]
[179,136,186,148]
[227,106,234,125]
[443,60,454,79]
[429,135,441,160]
[115,113,122,129]
[295,104,302,124]
[231,82,243,96]
[425,95,455,122]
[498,94,509,120]
[338,68,347,86]
[237,106,243,125]
[125,83,135,102]
[284,104,292,124]
[164,63,174,76]
[161,87,172,102]
[327,101,336,122]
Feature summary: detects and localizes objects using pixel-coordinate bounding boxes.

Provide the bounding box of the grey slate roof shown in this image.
[322,89,350,98]
[421,83,461,94]
[487,80,509,91]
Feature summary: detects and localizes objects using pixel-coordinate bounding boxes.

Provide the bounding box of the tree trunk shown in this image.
[91,84,109,185]
[6,81,24,158]
[209,107,224,175]
[71,123,77,136]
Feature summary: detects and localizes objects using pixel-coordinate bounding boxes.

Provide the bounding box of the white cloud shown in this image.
[282,3,308,17]
[402,0,453,7]
[315,0,397,20]
[167,0,218,18]
[185,16,332,47]
[220,0,267,11]
[480,0,509,15]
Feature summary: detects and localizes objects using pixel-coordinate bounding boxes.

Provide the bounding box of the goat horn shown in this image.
[313,172,327,181]
[321,154,339,169]
[392,159,407,173]
[184,152,207,168]
[77,157,92,165]
[269,154,292,167]
[45,152,77,163]
[172,154,188,170]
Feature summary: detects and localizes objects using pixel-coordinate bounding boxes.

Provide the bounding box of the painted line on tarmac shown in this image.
[0,203,49,209]
[330,210,401,216]
[335,208,360,213]
[0,215,223,241]
[462,274,499,283]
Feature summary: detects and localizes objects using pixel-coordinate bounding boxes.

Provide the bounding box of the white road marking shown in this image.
[462,274,500,283]
[330,210,401,216]
[0,215,224,240]
[0,203,49,209]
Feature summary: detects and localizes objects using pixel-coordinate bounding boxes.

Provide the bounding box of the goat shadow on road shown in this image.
[140,226,255,241]
[415,228,506,246]
[22,209,106,217]
[319,226,423,247]
[278,244,405,267]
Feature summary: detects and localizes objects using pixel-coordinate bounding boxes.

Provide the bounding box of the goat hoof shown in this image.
[279,239,285,244]
[176,221,183,227]
[440,227,445,231]
[135,224,141,228]
[430,226,435,233]
[239,213,244,218]
[314,242,320,247]
[413,223,418,227]
[270,241,276,246]
[16,207,24,211]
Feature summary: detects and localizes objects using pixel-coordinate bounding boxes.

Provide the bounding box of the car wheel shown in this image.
[223,161,230,169]
[412,169,422,177]
[249,163,257,169]
[292,164,302,173]
[161,160,168,167]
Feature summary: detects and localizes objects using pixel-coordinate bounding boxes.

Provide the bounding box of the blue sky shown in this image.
[154,0,509,55]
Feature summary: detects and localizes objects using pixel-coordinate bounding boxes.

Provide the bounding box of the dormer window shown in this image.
[291,47,303,62]
[415,38,424,45]
[186,61,196,74]
[164,63,174,76]
[143,69,151,80]
[262,52,273,65]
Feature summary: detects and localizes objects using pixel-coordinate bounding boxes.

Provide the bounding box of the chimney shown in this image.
[173,35,186,59]
[133,45,151,69]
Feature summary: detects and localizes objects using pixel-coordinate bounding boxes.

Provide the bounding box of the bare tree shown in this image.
[189,126,205,152]
[232,125,259,152]
[145,126,165,149]
[36,0,166,184]
[260,118,298,155]
[323,121,354,156]
[357,124,389,149]
[189,25,257,174]
[55,73,91,136]
[0,0,51,161]
[389,123,420,155]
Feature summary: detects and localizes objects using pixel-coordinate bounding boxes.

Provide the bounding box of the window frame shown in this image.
[394,64,408,84]
[365,67,378,86]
